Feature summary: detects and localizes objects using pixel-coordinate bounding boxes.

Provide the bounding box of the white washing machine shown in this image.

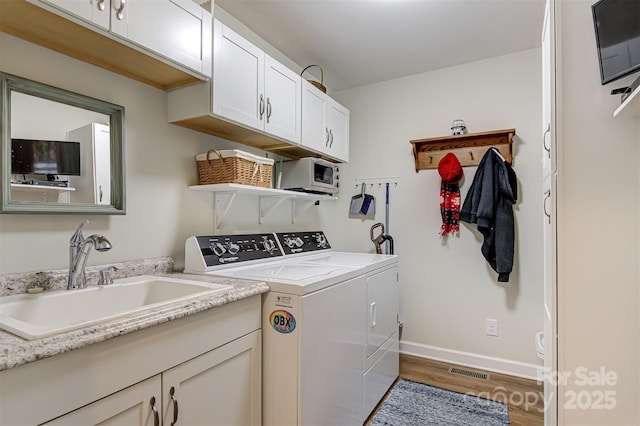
[184,231,399,426]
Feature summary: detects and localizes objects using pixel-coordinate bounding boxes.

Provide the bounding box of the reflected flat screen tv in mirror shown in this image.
[592,0,640,85]
[11,139,81,176]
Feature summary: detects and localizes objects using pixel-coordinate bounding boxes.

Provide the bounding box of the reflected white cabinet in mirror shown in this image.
[0,72,125,214]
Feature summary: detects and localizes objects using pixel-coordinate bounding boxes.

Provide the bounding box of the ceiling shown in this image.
[215,0,547,92]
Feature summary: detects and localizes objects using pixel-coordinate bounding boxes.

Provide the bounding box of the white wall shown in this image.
[0,33,318,274]
[555,1,639,424]
[318,48,544,369]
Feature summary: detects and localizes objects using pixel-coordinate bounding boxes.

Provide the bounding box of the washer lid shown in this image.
[209,260,362,295]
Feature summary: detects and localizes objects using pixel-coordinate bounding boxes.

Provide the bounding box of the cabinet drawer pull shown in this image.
[170,386,179,426]
[150,396,159,426]
[325,128,330,146]
[97,0,106,11]
[116,0,126,20]
[329,129,334,148]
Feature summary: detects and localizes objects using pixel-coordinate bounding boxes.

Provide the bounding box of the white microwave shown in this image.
[279,158,339,195]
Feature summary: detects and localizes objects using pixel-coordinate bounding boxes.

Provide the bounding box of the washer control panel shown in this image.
[276,231,331,255]
[195,233,283,266]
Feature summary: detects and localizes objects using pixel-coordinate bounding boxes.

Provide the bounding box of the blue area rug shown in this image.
[371,379,510,425]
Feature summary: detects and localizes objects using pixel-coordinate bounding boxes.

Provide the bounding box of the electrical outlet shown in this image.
[485,319,498,337]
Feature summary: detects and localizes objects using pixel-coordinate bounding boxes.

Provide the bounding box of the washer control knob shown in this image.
[227,242,240,255]
[262,238,276,253]
[294,237,304,248]
[284,238,297,249]
[315,234,327,247]
[212,242,226,256]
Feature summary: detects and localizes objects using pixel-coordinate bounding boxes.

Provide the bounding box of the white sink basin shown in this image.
[0,275,232,340]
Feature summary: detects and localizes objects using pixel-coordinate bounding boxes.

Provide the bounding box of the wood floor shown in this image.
[365,354,544,425]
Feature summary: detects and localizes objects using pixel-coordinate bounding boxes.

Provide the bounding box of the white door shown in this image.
[93,123,111,205]
[43,375,161,426]
[326,98,350,162]
[161,330,262,426]
[213,20,265,130]
[109,0,211,74]
[366,267,398,357]
[300,80,328,153]
[264,55,301,144]
[42,0,110,29]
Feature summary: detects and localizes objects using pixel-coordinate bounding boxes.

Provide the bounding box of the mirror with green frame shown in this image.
[0,72,125,214]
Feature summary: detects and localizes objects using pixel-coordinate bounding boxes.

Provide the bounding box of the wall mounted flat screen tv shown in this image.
[11,139,81,176]
[592,0,640,85]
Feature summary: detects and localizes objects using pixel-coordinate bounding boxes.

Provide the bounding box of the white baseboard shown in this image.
[400,340,541,381]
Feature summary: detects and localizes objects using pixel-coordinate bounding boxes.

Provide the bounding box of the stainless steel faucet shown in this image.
[67,220,112,290]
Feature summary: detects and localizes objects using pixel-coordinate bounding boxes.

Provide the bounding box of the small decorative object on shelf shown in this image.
[410,128,515,172]
[451,119,467,135]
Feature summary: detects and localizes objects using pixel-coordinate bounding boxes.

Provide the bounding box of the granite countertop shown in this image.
[0,258,269,372]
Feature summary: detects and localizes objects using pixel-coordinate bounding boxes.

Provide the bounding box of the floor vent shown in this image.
[448,367,490,381]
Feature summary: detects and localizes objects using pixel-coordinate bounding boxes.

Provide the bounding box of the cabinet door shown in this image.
[300,80,328,153]
[43,375,161,426]
[326,98,350,162]
[213,20,265,130]
[93,123,111,205]
[264,55,301,144]
[162,330,262,426]
[110,0,211,75]
[41,0,110,29]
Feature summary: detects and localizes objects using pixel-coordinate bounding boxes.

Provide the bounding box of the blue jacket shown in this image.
[460,148,517,282]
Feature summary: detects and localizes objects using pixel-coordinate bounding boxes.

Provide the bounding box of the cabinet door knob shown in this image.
[170,386,179,426]
[325,128,330,147]
[150,396,160,426]
[97,0,106,11]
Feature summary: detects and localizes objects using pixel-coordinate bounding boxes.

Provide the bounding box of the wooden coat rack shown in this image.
[410,128,515,172]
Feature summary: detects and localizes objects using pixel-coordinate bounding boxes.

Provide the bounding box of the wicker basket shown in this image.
[300,64,326,93]
[196,149,274,188]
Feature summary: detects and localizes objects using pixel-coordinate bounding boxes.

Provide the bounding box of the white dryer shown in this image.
[184,231,399,426]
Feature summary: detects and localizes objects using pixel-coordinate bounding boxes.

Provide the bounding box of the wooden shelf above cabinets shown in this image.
[410,128,515,172]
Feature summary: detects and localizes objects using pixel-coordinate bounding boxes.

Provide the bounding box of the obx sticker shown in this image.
[270,310,296,333]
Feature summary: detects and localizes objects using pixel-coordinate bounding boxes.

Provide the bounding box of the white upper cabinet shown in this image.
[109,0,212,76]
[213,22,265,130]
[301,80,349,162]
[42,0,110,29]
[0,0,211,89]
[264,55,302,143]
[167,19,349,162]
[213,20,301,144]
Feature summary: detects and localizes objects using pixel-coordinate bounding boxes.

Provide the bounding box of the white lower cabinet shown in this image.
[161,330,261,426]
[43,330,261,426]
[43,376,162,426]
[0,295,261,426]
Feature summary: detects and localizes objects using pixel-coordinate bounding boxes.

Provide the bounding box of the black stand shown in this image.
[611,74,640,103]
